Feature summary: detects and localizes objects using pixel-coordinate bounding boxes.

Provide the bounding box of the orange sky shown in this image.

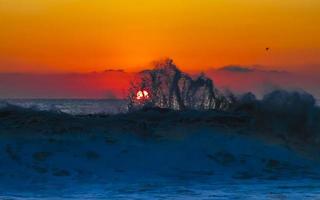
[0,0,320,73]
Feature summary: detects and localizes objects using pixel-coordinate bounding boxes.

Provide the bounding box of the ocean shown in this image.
[2,98,319,116]
[0,99,320,199]
[1,99,127,115]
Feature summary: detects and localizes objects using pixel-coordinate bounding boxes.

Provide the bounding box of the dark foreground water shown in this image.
[1,180,320,199]
[0,101,320,199]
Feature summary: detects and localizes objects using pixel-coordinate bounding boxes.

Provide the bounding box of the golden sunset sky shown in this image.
[0,0,319,73]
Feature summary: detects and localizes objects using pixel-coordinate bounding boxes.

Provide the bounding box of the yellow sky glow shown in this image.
[0,0,319,72]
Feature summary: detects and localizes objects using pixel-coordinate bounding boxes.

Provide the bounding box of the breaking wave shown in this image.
[0,90,320,198]
[0,60,319,198]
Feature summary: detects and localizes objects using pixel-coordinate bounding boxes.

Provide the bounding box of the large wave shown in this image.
[1,91,320,198]
[1,60,319,197]
[0,104,320,192]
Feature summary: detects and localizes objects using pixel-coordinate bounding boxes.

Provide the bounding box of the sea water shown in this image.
[1,99,320,199]
[2,99,127,115]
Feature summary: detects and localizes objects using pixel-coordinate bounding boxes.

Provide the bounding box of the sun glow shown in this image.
[136,90,149,100]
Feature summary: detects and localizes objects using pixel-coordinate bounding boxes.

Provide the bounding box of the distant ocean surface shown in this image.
[1,99,127,115]
[1,98,319,115]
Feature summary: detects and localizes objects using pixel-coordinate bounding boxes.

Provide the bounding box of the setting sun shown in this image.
[136,90,149,100]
